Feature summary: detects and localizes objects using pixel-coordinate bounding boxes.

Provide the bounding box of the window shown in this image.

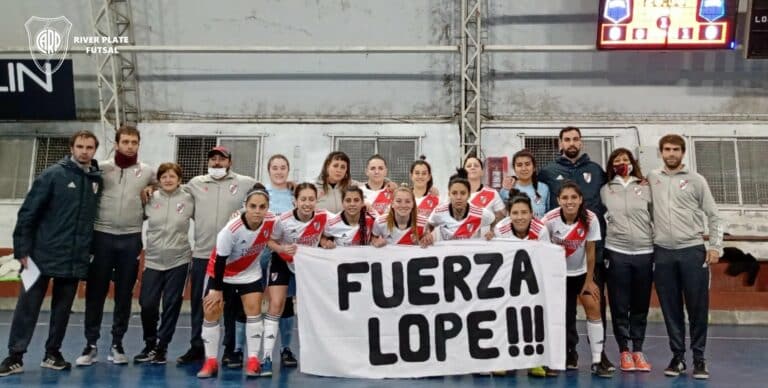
[693,138,768,206]
[335,137,418,185]
[0,136,69,199]
[175,136,261,183]
[523,136,612,169]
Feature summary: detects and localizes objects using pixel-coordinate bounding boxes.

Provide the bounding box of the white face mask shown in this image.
[208,167,227,179]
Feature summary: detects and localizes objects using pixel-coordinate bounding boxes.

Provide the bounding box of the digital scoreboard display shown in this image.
[597,0,738,50]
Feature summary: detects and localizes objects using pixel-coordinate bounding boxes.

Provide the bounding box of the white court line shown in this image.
[0,322,764,341]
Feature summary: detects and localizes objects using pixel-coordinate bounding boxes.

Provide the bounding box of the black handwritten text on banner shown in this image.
[295,240,567,378]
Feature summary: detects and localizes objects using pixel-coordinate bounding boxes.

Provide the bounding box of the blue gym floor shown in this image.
[0,311,765,387]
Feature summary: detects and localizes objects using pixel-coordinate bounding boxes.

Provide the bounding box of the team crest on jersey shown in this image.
[263,229,270,238]
[203,186,209,192]
[92,182,99,194]
[466,224,474,233]
[583,172,592,183]
[153,202,161,209]
[176,203,185,214]
[679,179,689,190]
[426,199,433,207]
[134,167,142,178]
[576,227,585,238]
[480,196,488,204]
[313,221,320,230]
[229,184,238,195]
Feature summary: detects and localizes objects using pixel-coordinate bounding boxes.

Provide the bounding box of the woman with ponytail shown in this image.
[542,181,612,378]
[424,168,495,241]
[320,186,376,248]
[501,149,550,218]
[410,157,440,218]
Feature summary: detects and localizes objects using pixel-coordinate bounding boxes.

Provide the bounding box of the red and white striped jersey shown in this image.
[542,208,601,276]
[493,217,550,242]
[470,187,505,214]
[324,211,376,246]
[371,213,428,245]
[272,209,329,264]
[207,212,279,284]
[415,193,441,218]
[361,185,393,216]
[427,203,494,240]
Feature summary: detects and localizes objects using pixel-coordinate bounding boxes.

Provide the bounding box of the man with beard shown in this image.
[648,134,723,380]
[1,131,102,376]
[176,146,256,368]
[538,126,612,373]
[77,126,155,366]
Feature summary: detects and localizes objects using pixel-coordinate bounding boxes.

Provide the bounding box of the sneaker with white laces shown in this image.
[664,356,686,377]
[0,355,24,377]
[75,345,98,366]
[108,344,129,365]
[40,351,71,370]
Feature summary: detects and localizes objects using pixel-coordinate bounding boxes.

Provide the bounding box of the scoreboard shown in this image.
[746,0,768,58]
[597,0,738,50]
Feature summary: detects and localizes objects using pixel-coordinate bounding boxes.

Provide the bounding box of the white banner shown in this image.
[295,240,567,379]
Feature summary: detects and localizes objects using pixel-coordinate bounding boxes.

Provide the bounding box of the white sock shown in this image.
[202,320,220,360]
[262,314,280,361]
[587,320,604,364]
[246,315,264,359]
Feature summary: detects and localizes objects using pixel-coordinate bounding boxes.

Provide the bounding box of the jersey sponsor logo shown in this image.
[583,172,592,184]
[229,183,238,195]
[176,202,185,214]
[679,179,689,190]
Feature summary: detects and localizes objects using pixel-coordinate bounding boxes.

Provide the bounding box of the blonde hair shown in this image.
[385,185,421,243]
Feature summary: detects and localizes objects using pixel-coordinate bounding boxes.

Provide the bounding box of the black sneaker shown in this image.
[134,343,156,364]
[222,350,243,369]
[566,349,578,370]
[40,351,71,371]
[176,346,204,365]
[664,356,686,377]
[0,355,24,377]
[600,351,616,372]
[281,347,298,367]
[591,362,614,378]
[692,359,709,379]
[151,345,167,365]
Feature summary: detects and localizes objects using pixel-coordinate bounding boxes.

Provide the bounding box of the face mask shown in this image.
[613,163,633,177]
[208,167,227,179]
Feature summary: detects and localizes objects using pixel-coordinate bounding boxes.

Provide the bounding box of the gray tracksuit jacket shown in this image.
[93,159,156,234]
[647,166,724,254]
[185,171,256,258]
[144,188,194,271]
[600,177,653,254]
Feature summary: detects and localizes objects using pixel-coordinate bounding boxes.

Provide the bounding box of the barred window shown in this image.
[335,137,418,185]
[175,136,261,183]
[693,138,768,206]
[523,136,612,169]
[0,136,69,199]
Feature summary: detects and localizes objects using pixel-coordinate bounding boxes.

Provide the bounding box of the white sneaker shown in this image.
[75,345,98,366]
[107,344,128,365]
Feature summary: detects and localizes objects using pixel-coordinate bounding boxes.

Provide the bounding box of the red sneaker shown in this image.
[620,351,636,371]
[245,356,261,377]
[632,352,651,372]
[196,358,218,378]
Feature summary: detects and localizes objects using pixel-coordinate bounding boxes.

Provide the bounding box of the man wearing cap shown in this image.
[176,146,256,366]
[77,125,156,366]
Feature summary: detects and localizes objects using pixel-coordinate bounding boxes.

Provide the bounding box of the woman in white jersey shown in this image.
[371,186,430,247]
[425,168,495,241]
[464,156,506,221]
[361,154,393,216]
[321,186,376,248]
[493,189,549,242]
[198,183,280,379]
[259,183,330,374]
[410,158,441,218]
[500,149,551,219]
[541,181,612,378]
